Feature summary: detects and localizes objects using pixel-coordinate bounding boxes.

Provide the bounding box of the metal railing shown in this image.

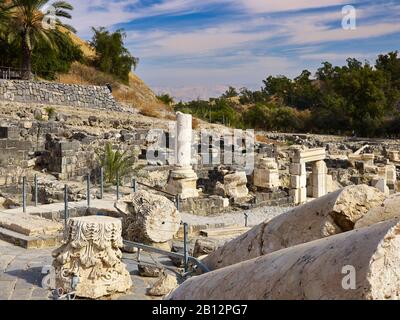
[4,169,210,276]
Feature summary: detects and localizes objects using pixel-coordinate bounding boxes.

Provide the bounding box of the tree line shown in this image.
[175,52,400,138]
[0,0,137,83]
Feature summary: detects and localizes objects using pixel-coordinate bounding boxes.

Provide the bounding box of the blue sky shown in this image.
[67,0,400,100]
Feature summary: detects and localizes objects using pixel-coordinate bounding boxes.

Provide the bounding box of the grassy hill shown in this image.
[58,29,170,118]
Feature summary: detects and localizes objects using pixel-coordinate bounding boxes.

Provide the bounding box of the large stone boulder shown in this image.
[115,190,181,244]
[168,218,400,300]
[147,272,178,296]
[355,193,400,229]
[202,185,386,270]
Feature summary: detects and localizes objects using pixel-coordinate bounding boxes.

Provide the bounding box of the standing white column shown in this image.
[166,112,199,199]
[312,160,328,198]
[176,112,193,168]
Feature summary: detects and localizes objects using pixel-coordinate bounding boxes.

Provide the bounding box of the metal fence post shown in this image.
[183,223,189,273]
[86,173,91,208]
[22,177,26,213]
[116,170,120,200]
[64,185,68,239]
[132,178,137,193]
[100,167,104,199]
[175,194,181,211]
[34,174,38,207]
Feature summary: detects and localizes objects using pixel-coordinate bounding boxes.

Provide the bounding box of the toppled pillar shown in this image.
[355,193,400,229]
[52,216,132,299]
[253,158,280,190]
[115,190,181,244]
[202,185,386,270]
[169,219,400,300]
[166,112,199,199]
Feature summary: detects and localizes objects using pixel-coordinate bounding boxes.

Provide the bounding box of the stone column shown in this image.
[166,112,199,199]
[386,164,397,192]
[52,216,132,299]
[176,112,192,168]
[202,185,385,270]
[169,219,400,300]
[312,160,327,198]
[289,162,307,205]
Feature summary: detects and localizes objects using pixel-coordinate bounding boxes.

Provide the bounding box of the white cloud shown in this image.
[236,0,349,14]
[128,23,277,57]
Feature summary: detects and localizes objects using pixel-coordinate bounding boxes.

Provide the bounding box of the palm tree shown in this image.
[5,0,75,79]
[0,1,12,34]
[96,142,137,184]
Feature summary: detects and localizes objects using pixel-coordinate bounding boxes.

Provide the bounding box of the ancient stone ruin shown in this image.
[2,84,400,300]
[52,216,132,299]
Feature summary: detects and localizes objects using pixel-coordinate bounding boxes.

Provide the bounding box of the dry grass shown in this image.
[192,117,200,130]
[58,62,119,88]
[58,63,174,119]
[61,27,96,59]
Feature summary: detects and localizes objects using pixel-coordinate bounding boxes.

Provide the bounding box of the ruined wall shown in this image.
[0,80,121,110]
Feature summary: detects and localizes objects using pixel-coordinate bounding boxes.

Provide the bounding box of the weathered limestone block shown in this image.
[289,163,306,175]
[169,219,400,300]
[289,186,307,204]
[355,193,400,229]
[202,185,386,270]
[52,216,132,299]
[386,164,397,190]
[312,160,328,198]
[223,171,249,199]
[138,264,164,278]
[193,238,226,257]
[290,175,306,188]
[166,168,199,199]
[371,178,390,196]
[115,190,181,243]
[253,158,281,189]
[388,150,399,162]
[147,272,178,296]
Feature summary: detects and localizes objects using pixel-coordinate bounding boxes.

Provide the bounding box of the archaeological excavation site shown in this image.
[1,1,400,306]
[1,80,400,302]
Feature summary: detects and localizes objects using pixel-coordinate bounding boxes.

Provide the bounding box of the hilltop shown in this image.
[58,29,168,117]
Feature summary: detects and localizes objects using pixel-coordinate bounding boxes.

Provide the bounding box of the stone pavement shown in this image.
[0,239,166,300]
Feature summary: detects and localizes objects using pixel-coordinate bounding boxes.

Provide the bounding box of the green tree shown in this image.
[157,93,174,106]
[4,0,76,79]
[375,51,400,112]
[90,27,139,83]
[221,86,238,98]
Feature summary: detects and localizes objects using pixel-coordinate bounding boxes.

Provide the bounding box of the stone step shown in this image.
[199,226,251,238]
[0,226,63,249]
[0,212,63,236]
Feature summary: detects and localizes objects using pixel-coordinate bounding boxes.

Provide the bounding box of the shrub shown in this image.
[96,142,136,184]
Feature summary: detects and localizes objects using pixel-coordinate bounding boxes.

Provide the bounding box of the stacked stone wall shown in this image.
[0,80,121,110]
